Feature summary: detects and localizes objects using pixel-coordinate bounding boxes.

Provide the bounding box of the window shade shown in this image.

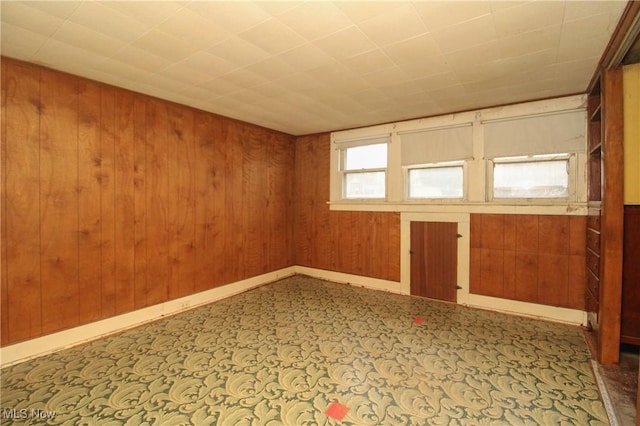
[334,134,391,149]
[400,124,473,166]
[483,110,586,158]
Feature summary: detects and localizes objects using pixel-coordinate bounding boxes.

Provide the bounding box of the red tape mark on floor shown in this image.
[414,317,425,325]
[325,402,349,420]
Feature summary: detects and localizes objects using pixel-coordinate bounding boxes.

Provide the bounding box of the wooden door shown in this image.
[410,221,458,302]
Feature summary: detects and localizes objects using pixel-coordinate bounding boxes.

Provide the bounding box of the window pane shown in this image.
[344,144,387,170]
[344,171,385,199]
[408,166,463,199]
[494,160,569,198]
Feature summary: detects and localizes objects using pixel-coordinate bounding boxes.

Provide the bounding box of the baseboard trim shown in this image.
[294,266,405,295]
[0,267,296,367]
[1,266,588,366]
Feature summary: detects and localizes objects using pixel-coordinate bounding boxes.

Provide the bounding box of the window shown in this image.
[491,154,570,199]
[341,143,387,199]
[408,163,464,199]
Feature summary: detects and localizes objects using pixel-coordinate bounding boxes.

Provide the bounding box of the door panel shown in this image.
[410,221,458,302]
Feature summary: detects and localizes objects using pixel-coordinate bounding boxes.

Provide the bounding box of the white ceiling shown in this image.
[0,1,628,136]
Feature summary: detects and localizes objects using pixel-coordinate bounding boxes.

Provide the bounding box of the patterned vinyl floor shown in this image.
[1,276,608,425]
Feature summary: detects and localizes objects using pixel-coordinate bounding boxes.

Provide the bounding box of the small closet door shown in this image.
[410,221,458,302]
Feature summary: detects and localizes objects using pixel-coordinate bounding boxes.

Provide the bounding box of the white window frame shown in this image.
[404,160,467,201]
[487,153,577,202]
[336,137,390,201]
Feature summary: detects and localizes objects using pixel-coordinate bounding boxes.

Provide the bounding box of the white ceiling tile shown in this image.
[445,41,502,71]
[357,4,429,47]
[276,2,353,41]
[67,2,151,43]
[314,26,378,60]
[399,58,454,80]
[497,25,562,58]
[277,44,336,72]
[186,2,271,34]
[160,62,218,86]
[0,22,48,60]
[196,78,245,98]
[34,39,109,71]
[306,63,370,93]
[89,59,154,84]
[499,48,558,74]
[216,68,271,91]
[51,21,124,57]
[207,36,270,68]
[382,33,442,65]
[131,29,199,62]
[432,14,498,54]
[414,1,492,32]
[493,1,566,38]
[238,18,307,55]
[155,7,232,48]
[172,52,237,79]
[101,1,186,27]
[16,1,81,19]
[341,49,397,76]
[245,56,297,81]
[112,45,172,74]
[563,1,627,21]
[334,2,406,24]
[1,1,66,37]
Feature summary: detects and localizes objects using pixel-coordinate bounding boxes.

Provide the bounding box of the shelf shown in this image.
[590,103,602,122]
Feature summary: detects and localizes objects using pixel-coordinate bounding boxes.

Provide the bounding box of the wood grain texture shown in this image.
[470,213,586,310]
[77,79,103,324]
[1,58,295,346]
[293,134,400,281]
[598,67,625,364]
[39,68,80,333]
[1,58,8,345]
[114,91,136,313]
[410,221,457,302]
[4,61,43,342]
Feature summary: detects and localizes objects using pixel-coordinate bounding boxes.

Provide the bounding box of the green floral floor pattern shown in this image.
[1,276,608,425]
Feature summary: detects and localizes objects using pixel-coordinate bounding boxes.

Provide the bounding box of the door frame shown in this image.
[400,212,470,304]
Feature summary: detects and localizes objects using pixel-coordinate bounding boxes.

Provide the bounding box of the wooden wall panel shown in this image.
[39,68,80,333]
[293,134,400,281]
[193,113,218,291]
[470,213,586,310]
[132,97,148,309]
[145,99,174,305]
[100,86,116,317]
[114,91,136,313]
[1,58,8,345]
[174,106,197,298]
[4,62,44,341]
[77,79,103,324]
[1,58,295,346]
[224,122,244,284]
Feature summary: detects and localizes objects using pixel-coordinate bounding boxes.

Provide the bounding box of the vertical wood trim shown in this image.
[4,61,43,341]
[77,79,103,324]
[193,113,217,291]
[175,106,197,298]
[133,96,148,309]
[114,91,136,313]
[599,67,625,365]
[100,86,116,318]
[1,58,8,345]
[39,68,79,333]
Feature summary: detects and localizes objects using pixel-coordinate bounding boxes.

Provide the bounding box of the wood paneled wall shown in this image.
[1,58,294,346]
[470,214,586,310]
[293,134,400,281]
